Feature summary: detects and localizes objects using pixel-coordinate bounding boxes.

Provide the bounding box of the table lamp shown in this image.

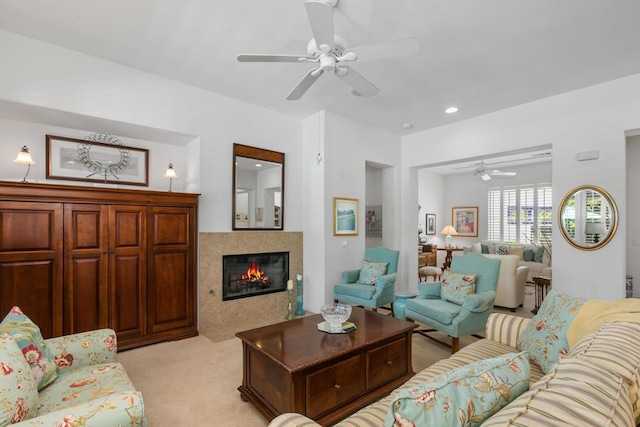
[13,145,35,183]
[441,225,457,248]
[164,163,177,192]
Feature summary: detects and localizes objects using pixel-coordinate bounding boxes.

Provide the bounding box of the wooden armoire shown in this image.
[0,181,198,350]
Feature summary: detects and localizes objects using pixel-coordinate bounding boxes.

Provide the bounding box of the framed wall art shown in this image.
[46,134,149,186]
[334,197,358,236]
[452,206,478,237]
[365,205,382,238]
[426,213,436,235]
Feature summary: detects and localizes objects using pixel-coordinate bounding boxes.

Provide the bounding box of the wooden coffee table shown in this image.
[236,307,417,425]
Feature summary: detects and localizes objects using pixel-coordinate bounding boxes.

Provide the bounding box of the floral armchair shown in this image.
[0,306,146,427]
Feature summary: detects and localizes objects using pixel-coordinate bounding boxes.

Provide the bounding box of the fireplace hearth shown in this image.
[222,252,289,301]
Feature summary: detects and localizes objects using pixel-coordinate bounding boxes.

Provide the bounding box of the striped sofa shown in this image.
[269,313,640,427]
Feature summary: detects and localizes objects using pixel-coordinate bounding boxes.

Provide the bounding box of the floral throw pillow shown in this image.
[440,270,476,305]
[357,260,388,285]
[517,290,585,373]
[0,306,58,390]
[0,333,39,426]
[385,352,530,427]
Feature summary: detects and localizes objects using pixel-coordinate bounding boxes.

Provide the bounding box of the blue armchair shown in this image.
[405,253,501,353]
[333,247,399,315]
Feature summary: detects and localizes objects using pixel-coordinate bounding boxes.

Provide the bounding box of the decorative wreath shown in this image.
[77,133,130,180]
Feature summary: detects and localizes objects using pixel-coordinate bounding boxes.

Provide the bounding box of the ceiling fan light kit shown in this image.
[236,0,419,100]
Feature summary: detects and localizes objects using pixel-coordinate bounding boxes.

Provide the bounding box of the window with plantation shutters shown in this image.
[487,183,552,244]
[487,189,501,241]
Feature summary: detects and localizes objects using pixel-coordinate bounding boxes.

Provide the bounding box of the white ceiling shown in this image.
[1,0,640,140]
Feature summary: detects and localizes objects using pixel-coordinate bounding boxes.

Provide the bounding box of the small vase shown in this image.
[294,276,305,316]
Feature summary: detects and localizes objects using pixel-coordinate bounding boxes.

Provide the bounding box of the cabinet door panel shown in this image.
[0,202,63,338]
[109,206,146,342]
[0,259,58,337]
[147,207,195,334]
[64,205,108,334]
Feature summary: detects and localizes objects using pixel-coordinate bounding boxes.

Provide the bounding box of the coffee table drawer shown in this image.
[305,354,365,419]
[367,337,408,390]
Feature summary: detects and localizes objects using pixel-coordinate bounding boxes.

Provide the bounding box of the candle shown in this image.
[296,274,302,281]
[287,279,294,290]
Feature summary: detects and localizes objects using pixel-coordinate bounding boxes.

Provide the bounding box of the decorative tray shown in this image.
[316,321,357,334]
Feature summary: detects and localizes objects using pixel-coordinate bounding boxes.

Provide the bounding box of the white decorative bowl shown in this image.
[320,303,352,333]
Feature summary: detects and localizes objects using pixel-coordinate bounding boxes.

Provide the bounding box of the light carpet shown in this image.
[118,289,534,426]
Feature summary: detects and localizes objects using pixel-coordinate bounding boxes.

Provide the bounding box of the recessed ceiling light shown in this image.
[445,107,458,114]
[402,123,413,129]
[255,163,262,167]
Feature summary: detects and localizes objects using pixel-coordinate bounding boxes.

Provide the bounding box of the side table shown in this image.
[532,276,552,314]
[437,247,464,270]
[393,292,417,320]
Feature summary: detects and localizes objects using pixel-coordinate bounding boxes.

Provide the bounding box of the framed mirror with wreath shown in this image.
[46,134,149,186]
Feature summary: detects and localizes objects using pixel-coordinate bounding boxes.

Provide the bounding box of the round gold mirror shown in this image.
[559,185,618,250]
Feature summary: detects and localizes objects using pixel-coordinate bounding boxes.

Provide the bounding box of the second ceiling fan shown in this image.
[236,0,419,100]
[474,161,517,181]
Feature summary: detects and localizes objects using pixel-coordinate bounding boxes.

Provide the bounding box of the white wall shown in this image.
[626,135,640,297]
[0,29,303,233]
[403,73,640,300]
[307,111,399,312]
[0,117,189,190]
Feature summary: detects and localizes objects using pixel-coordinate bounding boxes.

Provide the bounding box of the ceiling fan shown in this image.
[473,161,517,181]
[236,0,419,100]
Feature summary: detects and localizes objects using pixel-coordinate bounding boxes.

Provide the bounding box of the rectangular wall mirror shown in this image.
[233,143,284,230]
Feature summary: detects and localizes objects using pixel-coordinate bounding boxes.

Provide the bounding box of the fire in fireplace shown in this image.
[222,252,289,301]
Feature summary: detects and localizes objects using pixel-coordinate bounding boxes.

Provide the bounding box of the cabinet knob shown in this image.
[334,384,341,390]
[386,360,393,366]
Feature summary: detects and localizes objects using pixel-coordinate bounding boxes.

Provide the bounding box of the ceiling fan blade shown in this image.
[491,171,517,176]
[335,66,379,98]
[346,38,420,62]
[286,69,323,100]
[305,0,335,51]
[237,54,310,63]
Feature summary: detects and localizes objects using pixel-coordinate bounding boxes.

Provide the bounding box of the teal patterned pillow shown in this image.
[440,270,476,305]
[523,248,534,261]
[386,352,530,427]
[517,290,585,373]
[357,260,388,285]
[0,306,58,390]
[0,333,39,425]
[533,245,545,262]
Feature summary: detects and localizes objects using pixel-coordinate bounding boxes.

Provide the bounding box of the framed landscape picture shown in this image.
[452,206,478,237]
[334,197,358,236]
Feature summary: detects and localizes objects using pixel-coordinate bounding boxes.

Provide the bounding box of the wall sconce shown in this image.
[441,224,458,248]
[163,163,177,192]
[13,145,35,183]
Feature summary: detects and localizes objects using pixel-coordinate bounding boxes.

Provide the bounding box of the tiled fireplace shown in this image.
[198,232,302,342]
